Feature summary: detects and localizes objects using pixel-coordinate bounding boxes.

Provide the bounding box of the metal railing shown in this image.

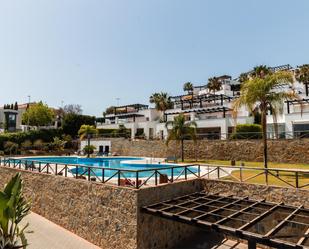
[0,157,308,189]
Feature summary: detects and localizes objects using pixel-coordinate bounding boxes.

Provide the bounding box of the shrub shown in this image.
[4,141,19,155]
[231,124,262,139]
[98,126,130,138]
[0,173,31,248]
[21,140,32,151]
[0,129,62,151]
[83,145,96,155]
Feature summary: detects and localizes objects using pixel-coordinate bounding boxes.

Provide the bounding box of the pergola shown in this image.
[143,191,309,249]
[107,113,145,122]
[164,106,231,121]
[112,104,148,115]
[286,99,309,114]
[170,94,234,110]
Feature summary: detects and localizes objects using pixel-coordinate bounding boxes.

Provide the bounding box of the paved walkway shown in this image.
[21,212,100,249]
[21,213,254,249]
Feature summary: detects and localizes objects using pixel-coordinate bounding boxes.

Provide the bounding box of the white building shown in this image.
[96,104,161,139]
[97,65,309,140]
[0,102,61,133]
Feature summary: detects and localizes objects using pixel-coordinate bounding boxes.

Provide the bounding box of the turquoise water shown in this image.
[21,157,198,178]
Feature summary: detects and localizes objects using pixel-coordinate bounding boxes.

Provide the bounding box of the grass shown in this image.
[183,159,309,189]
[183,159,309,170]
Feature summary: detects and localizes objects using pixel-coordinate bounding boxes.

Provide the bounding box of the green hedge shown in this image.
[231,124,262,139]
[97,129,117,135]
[0,129,63,151]
[97,128,130,138]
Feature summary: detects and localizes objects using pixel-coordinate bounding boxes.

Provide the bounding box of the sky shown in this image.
[0,0,309,116]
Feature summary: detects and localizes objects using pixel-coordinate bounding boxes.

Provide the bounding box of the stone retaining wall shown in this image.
[0,166,203,249]
[109,138,309,164]
[0,167,137,249]
[1,166,309,249]
[202,179,309,208]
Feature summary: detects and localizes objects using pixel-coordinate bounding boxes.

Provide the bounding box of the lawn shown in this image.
[183,159,309,170]
[183,159,309,189]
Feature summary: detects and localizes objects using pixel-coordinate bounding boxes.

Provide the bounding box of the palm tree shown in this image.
[239,73,249,83]
[233,70,300,171]
[78,125,98,157]
[295,64,309,95]
[250,65,272,79]
[165,114,197,162]
[183,82,193,94]
[149,92,173,121]
[207,77,222,95]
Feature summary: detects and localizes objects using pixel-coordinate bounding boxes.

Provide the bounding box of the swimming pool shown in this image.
[21,156,198,178]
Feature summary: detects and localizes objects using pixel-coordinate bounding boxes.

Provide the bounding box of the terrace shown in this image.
[1,157,308,190]
[170,93,233,110]
[105,104,149,117]
[1,156,309,249]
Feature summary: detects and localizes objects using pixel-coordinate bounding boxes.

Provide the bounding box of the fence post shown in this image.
[295,172,299,188]
[65,165,67,177]
[118,170,121,186]
[171,168,174,183]
[136,172,139,189]
[217,167,220,179]
[240,167,243,182]
[55,164,58,175]
[265,169,268,185]
[155,170,158,185]
[198,165,201,178]
[88,167,90,181]
[185,166,187,180]
[102,168,105,183]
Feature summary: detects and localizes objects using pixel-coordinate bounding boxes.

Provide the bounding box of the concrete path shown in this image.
[21,212,100,249]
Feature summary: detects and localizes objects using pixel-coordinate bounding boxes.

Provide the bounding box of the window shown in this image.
[293,123,309,138]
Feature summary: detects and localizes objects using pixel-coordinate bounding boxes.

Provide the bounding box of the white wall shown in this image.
[80,139,111,153]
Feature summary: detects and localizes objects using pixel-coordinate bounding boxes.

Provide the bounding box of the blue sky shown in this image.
[0,0,308,116]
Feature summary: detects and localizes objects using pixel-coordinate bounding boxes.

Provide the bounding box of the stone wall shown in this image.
[1,165,309,249]
[137,179,203,249]
[202,179,309,208]
[109,138,309,164]
[0,166,204,249]
[0,167,138,249]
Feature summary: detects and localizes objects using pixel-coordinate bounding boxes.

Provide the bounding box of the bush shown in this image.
[97,125,130,138]
[4,141,19,155]
[231,124,262,139]
[0,173,31,248]
[0,129,63,151]
[83,145,96,155]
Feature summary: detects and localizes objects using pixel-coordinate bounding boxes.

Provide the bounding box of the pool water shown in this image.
[22,157,198,178]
